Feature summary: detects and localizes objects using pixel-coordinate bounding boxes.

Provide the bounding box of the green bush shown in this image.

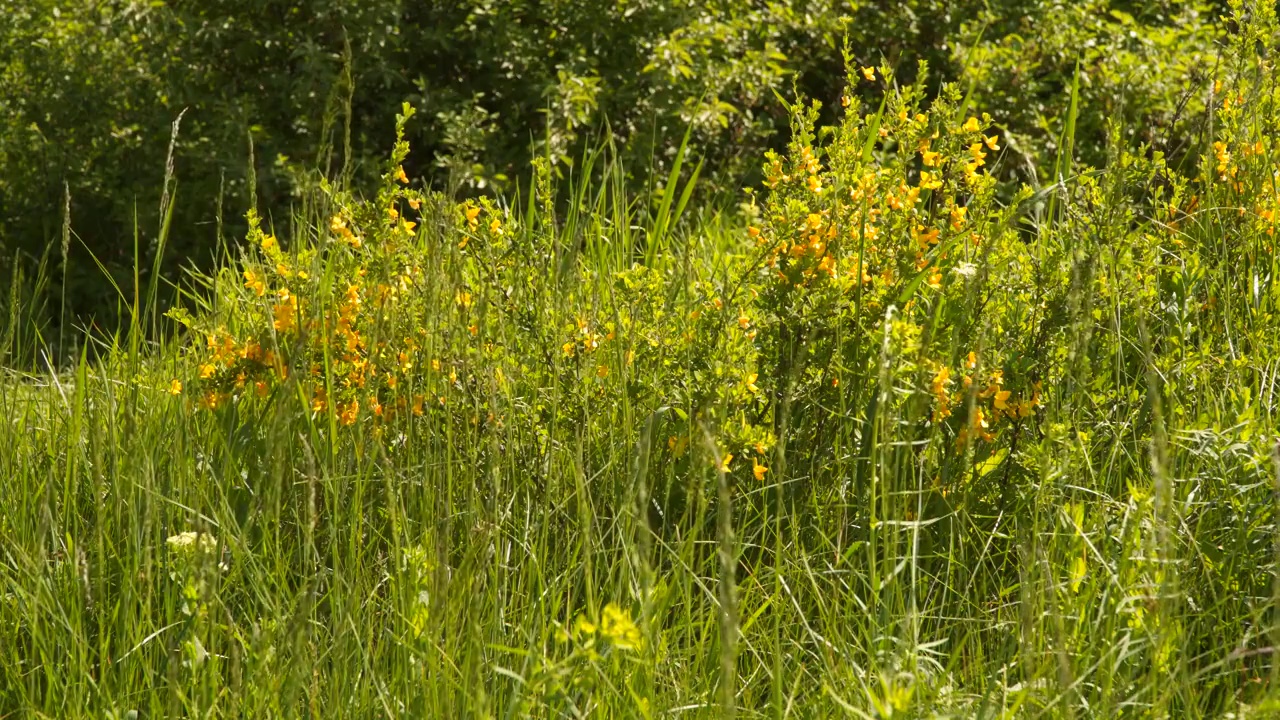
[0,0,1243,350]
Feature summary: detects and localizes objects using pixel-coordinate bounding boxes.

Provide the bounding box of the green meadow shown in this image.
[4,1,1280,717]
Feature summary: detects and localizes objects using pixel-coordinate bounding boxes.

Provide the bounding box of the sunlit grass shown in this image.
[4,13,1280,717]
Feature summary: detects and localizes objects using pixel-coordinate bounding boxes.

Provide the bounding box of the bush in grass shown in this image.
[147,4,1280,710]
[12,0,1239,337]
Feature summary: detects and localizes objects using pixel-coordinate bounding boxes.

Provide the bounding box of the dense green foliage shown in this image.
[5,1,1280,717]
[0,0,1227,338]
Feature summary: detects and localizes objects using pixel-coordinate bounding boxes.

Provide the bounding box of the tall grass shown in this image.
[4,12,1280,718]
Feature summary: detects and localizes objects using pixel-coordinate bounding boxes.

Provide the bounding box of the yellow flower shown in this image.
[919,171,942,190]
[983,134,1000,151]
[199,363,217,379]
[716,453,733,473]
[573,614,597,638]
[927,269,943,289]
[738,314,750,330]
[339,399,359,426]
[243,268,266,297]
[261,234,279,253]
[273,290,298,333]
[753,459,768,482]
[464,205,481,230]
[807,175,823,194]
[949,206,967,230]
[395,165,409,184]
[913,225,940,247]
[994,389,1011,412]
[921,150,940,167]
[744,372,759,394]
[408,197,421,210]
[600,603,643,651]
[596,365,609,378]
[962,116,981,133]
[168,379,183,395]
[968,143,987,166]
[861,66,876,81]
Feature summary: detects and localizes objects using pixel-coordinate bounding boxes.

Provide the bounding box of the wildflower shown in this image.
[913,225,940,247]
[243,269,266,297]
[744,372,759,394]
[199,363,217,380]
[949,206,967,230]
[408,197,421,210]
[931,366,952,420]
[981,369,1004,398]
[968,143,987,167]
[596,365,609,378]
[464,205,481,230]
[965,351,977,370]
[261,235,279,253]
[573,614,597,638]
[339,399,360,426]
[488,217,503,235]
[861,66,876,81]
[716,453,733,473]
[166,531,218,556]
[919,171,942,190]
[273,290,298,333]
[921,150,941,167]
[983,134,1000,151]
[927,269,943,289]
[600,603,643,651]
[962,116,981,133]
[168,379,183,395]
[931,366,951,398]
[395,165,409,184]
[994,389,1011,412]
[807,175,823,194]
[753,459,768,482]
[255,381,270,398]
[747,226,760,239]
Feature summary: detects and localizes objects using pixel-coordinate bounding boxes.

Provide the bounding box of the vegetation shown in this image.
[4,0,1280,717]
